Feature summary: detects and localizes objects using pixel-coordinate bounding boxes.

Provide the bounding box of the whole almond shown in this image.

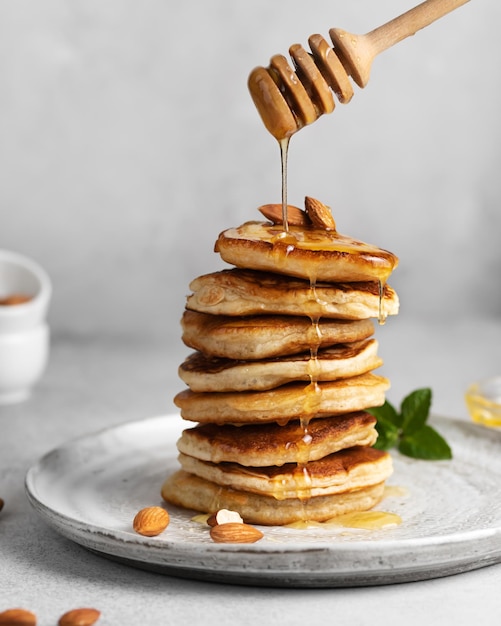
[207,509,244,527]
[210,522,264,544]
[304,196,336,230]
[0,608,37,626]
[258,203,311,227]
[0,294,32,306]
[133,506,170,537]
[58,608,100,626]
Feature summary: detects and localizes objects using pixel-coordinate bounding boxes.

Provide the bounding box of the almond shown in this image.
[258,203,310,227]
[133,506,170,537]
[207,509,244,527]
[58,608,100,626]
[0,608,37,626]
[304,196,336,230]
[210,522,264,544]
[0,294,32,306]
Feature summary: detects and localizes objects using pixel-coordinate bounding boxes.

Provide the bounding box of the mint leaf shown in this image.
[368,399,401,427]
[398,425,452,460]
[368,387,452,461]
[400,388,432,435]
[373,415,400,451]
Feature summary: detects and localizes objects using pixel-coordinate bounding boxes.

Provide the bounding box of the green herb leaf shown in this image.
[368,387,452,461]
[398,425,453,460]
[400,388,432,435]
[373,414,400,450]
[367,399,401,427]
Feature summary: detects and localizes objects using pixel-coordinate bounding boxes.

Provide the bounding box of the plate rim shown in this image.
[25,413,501,586]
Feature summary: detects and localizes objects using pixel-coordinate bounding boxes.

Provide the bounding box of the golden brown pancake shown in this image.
[177,446,393,499]
[181,310,375,360]
[177,412,378,466]
[174,372,389,425]
[214,221,399,283]
[186,269,399,320]
[162,469,386,525]
[178,339,382,392]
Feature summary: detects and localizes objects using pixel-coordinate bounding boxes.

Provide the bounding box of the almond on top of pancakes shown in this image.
[162,197,399,526]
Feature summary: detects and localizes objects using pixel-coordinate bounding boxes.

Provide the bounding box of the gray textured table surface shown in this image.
[1,318,501,625]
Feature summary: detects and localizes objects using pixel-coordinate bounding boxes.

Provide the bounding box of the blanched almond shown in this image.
[207,509,244,527]
[210,522,264,544]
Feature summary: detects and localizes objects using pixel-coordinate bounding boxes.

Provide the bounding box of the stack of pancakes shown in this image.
[162,199,399,526]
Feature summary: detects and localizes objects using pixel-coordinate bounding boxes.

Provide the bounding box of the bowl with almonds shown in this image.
[0,249,51,403]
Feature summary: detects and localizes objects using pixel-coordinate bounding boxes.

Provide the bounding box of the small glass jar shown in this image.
[465,377,501,428]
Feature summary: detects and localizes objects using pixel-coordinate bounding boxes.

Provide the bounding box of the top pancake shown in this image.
[215,221,398,283]
[186,268,399,320]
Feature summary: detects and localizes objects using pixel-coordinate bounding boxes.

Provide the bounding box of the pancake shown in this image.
[178,339,382,392]
[214,221,399,283]
[181,310,375,360]
[177,412,378,466]
[174,372,390,425]
[186,268,399,320]
[162,469,386,525]
[177,446,392,499]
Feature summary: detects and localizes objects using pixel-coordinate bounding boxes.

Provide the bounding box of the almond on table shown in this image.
[58,608,101,626]
[0,608,37,626]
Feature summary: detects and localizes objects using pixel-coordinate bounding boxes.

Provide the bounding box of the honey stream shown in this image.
[279,138,290,231]
[254,134,392,523]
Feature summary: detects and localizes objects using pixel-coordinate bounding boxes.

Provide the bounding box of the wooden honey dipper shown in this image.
[248,0,470,140]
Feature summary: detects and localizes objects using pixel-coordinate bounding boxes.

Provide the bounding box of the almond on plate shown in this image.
[209,522,264,544]
[207,508,244,527]
[133,506,170,537]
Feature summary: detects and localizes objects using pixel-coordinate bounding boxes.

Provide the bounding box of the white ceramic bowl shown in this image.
[0,323,49,404]
[0,249,52,333]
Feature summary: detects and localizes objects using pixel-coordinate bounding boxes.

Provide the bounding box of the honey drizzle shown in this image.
[378,280,386,325]
[273,134,390,518]
[279,137,290,231]
[286,510,402,530]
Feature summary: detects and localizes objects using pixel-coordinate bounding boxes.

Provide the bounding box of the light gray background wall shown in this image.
[1,0,499,344]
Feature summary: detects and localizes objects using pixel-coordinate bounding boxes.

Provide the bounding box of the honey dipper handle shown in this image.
[368,0,470,55]
[331,0,470,87]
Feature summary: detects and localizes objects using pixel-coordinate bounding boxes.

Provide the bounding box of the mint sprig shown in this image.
[368,388,452,460]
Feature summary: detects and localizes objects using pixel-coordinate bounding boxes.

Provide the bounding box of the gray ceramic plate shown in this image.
[25,414,501,587]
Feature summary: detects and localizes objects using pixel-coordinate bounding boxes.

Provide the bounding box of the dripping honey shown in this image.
[256,96,391,513]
